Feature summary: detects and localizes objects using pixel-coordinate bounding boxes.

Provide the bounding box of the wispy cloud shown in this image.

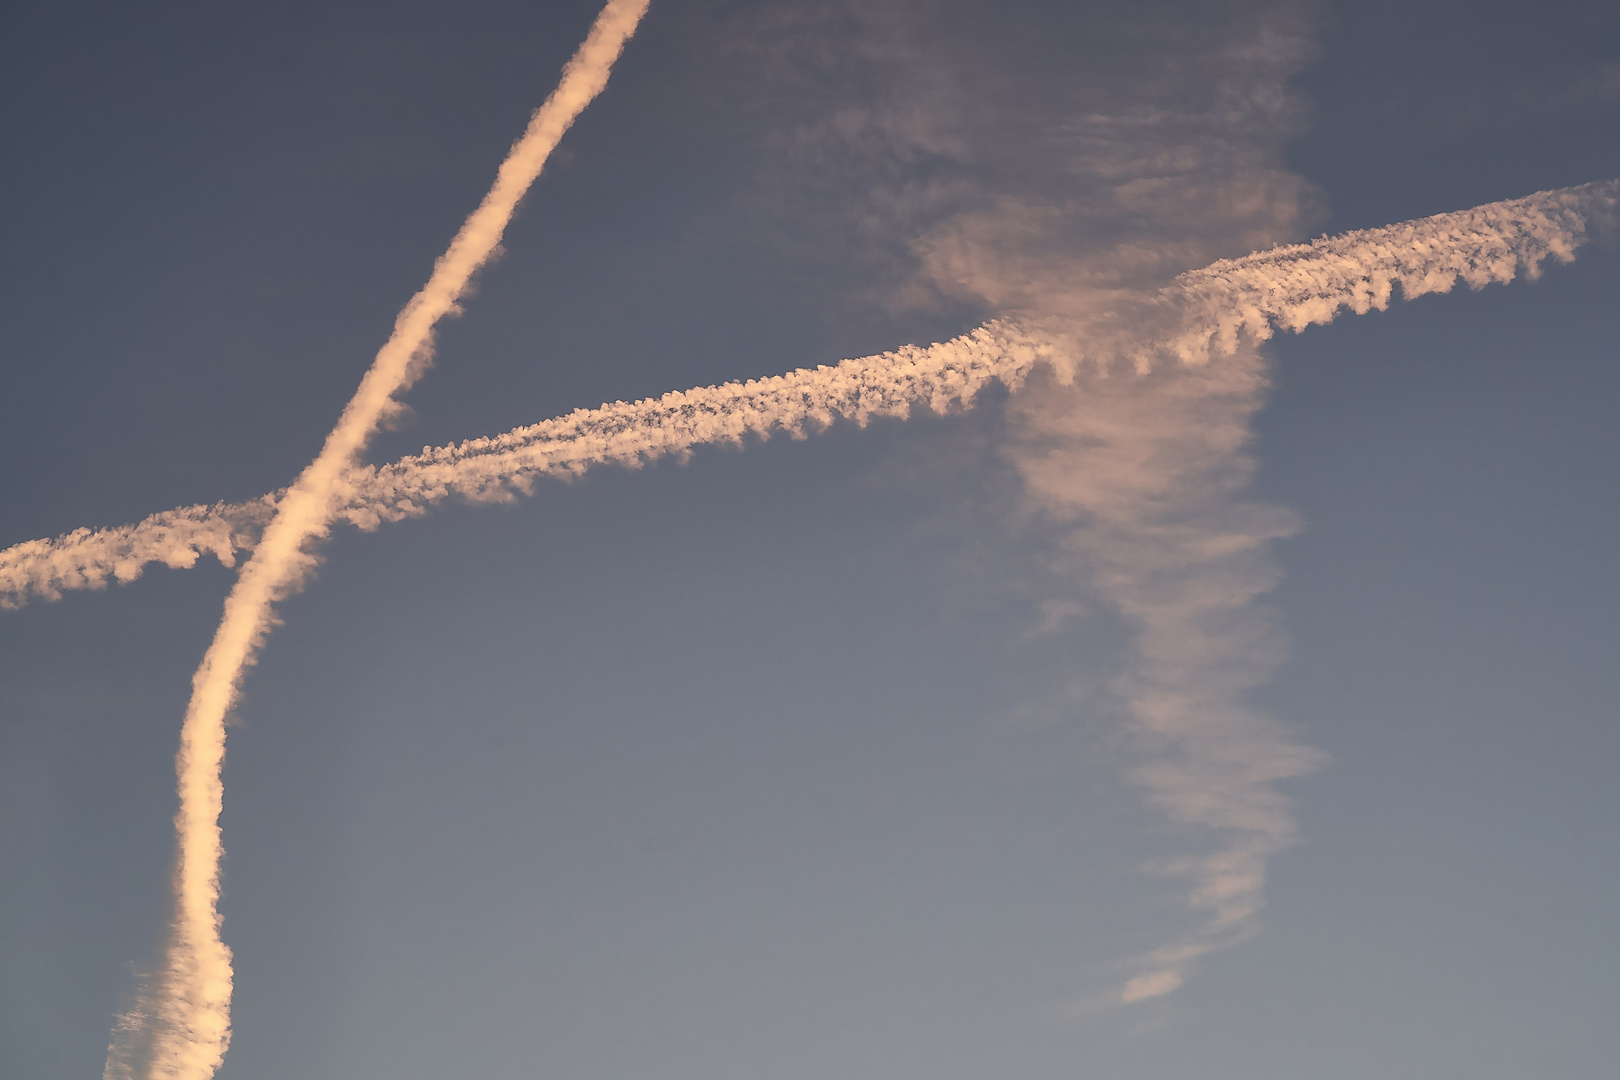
[1009,340,1315,1003]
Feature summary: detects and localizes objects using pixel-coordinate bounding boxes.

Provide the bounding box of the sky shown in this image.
[2,1,1619,1078]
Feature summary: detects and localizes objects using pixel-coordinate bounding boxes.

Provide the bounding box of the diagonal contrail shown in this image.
[8,180,1613,615]
[98,4,650,1079]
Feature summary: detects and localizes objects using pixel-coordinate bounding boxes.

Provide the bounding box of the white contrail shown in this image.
[99,3,650,1078]
[8,180,1613,615]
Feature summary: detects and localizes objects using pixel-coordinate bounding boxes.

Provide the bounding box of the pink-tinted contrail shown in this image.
[99,4,650,1078]
[9,180,1612,617]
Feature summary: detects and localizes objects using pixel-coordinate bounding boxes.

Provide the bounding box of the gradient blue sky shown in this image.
[3,2,1619,1077]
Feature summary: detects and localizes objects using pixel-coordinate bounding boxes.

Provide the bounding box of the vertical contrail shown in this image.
[101,3,651,1077]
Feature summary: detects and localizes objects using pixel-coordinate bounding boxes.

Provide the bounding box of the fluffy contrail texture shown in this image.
[0,498,277,609]
[1154,178,1619,369]
[7,180,1613,614]
[333,323,1047,527]
[100,4,650,1079]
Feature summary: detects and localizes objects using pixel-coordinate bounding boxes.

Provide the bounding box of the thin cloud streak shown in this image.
[99,3,650,1078]
[6,180,1612,609]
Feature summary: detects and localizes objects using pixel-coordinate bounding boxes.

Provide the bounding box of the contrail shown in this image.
[15,181,1610,1017]
[334,322,1047,525]
[99,3,650,1078]
[1161,178,1617,366]
[8,180,1613,614]
[10,178,1614,1020]
[0,498,277,608]
[0,325,1047,611]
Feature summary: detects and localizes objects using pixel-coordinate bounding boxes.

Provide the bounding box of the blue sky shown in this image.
[3,2,1619,1077]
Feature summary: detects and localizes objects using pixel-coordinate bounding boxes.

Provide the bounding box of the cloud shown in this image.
[1007,343,1317,1000]
[707,0,1324,315]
